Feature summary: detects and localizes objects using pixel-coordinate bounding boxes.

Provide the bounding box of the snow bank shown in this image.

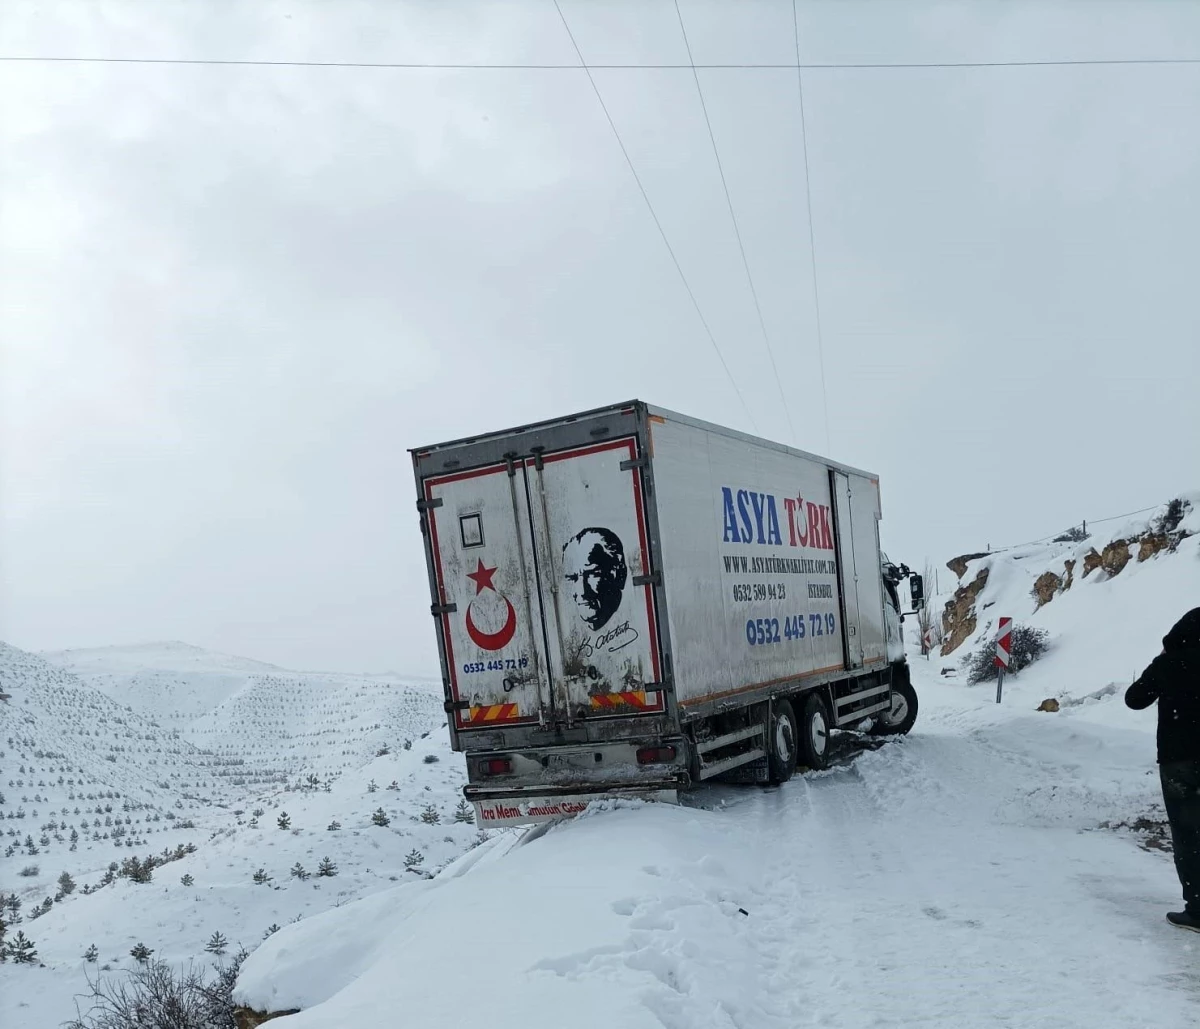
[235,802,761,1028]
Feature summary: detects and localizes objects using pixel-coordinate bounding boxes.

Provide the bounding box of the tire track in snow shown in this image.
[731,732,1197,1028]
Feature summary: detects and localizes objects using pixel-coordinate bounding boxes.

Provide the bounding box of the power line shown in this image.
[552,0,757,431]
[792,0,830,453]
[673,0,794,443]
[990,504,1165,553]
[3,55,1200,70]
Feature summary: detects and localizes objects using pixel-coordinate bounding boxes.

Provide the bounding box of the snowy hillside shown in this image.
[933,492,1200,700]
[0,644,471,1028]
[44,642,446,785]
[226,493,1200,1029]
[44,642,285,724]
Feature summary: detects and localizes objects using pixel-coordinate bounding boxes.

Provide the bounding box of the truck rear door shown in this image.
[422,460,554,733]
[421,436,664,733]
[525,438,663,722]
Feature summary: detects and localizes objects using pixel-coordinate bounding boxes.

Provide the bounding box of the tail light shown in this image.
[478,757,512,776]
[636,745,677,765]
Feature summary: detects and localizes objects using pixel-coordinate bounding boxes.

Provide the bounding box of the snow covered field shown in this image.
[4,497,1197,1027]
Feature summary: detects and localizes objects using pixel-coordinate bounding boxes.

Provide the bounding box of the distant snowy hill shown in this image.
[43,642,285,723]
[44,642,446,783]
[0,642,472,1029]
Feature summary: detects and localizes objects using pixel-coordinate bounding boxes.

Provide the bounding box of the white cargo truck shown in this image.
[412,401,922,826]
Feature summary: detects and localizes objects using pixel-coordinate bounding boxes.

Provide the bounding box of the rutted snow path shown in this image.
[236,669,1200,1029]
[732,726,1198,1028]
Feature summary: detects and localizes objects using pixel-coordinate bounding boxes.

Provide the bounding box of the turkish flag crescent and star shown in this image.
[464,559,517,651]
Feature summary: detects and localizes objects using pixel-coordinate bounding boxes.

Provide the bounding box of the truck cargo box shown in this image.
[412,401,909,824]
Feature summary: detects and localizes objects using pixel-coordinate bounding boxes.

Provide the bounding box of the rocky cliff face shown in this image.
[941,567,990,655]
[938,497,1194,655]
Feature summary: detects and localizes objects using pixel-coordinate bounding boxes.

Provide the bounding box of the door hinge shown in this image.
[416,497,443,512]
[431,602,458,616]
[632,571,661,587]
[620,455,648,471]
[443,699,470,713]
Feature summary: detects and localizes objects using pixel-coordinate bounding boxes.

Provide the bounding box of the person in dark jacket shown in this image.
[1126,607,1200,932]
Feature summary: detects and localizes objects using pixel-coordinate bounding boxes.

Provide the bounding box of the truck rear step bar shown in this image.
[463,778,684,804]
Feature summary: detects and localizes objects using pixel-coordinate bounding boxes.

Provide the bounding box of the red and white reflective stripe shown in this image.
[994,617,1013,668]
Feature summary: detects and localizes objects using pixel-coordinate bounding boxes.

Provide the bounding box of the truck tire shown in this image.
[871,673,918,736]
[797,693,830,771]
[767,699,799,785]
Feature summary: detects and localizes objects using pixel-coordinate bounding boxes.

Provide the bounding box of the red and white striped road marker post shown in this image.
[994,616,1013,703]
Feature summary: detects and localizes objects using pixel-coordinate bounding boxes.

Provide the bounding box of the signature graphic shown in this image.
[578,620,640,657]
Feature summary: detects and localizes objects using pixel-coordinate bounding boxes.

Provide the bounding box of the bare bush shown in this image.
[65,951,248,1029]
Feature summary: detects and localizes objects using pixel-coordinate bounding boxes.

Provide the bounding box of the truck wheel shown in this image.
[766,699,799,785]
[871,674,918,736]
[797,693,830,771]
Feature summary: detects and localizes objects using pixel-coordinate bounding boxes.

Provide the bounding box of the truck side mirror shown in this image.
[909,574,924,611]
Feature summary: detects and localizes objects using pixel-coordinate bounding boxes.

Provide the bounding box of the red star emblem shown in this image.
[466,559,498,595]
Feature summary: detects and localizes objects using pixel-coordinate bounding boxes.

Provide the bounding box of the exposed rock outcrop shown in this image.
[947,552,990,580]
[941,567,990,655]
[1100,539,1132,578]
[1138,533,1171,562]
[1032,571,1062,609]
[1082,549,1103,578]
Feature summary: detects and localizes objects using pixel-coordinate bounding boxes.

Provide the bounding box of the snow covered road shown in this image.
[236,658,1199,1029]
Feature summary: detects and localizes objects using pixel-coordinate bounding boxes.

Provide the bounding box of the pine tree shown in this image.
[262,923,281,939]
[371,808,390,827]
[129,942,153,964]
[276,812,291,830]
[404,848,424,869]
[9,930,37,964]
[0,910,7,961]
[180,873,194,886]
[367,780,378,794]
[57,871,76,896]
[204,931,228,956]
[326,820,341,831]
[4,893,21,922]
[252,868,272,885]
[83,944,98,963]
[420,803,440,825]
[316,856,337,877]
[289,862,308,880]
[453,798,475,824]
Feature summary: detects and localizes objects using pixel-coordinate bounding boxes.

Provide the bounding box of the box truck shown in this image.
[412,401,922,826]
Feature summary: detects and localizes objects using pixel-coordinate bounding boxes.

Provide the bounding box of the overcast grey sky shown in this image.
[2,1,1199,673]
